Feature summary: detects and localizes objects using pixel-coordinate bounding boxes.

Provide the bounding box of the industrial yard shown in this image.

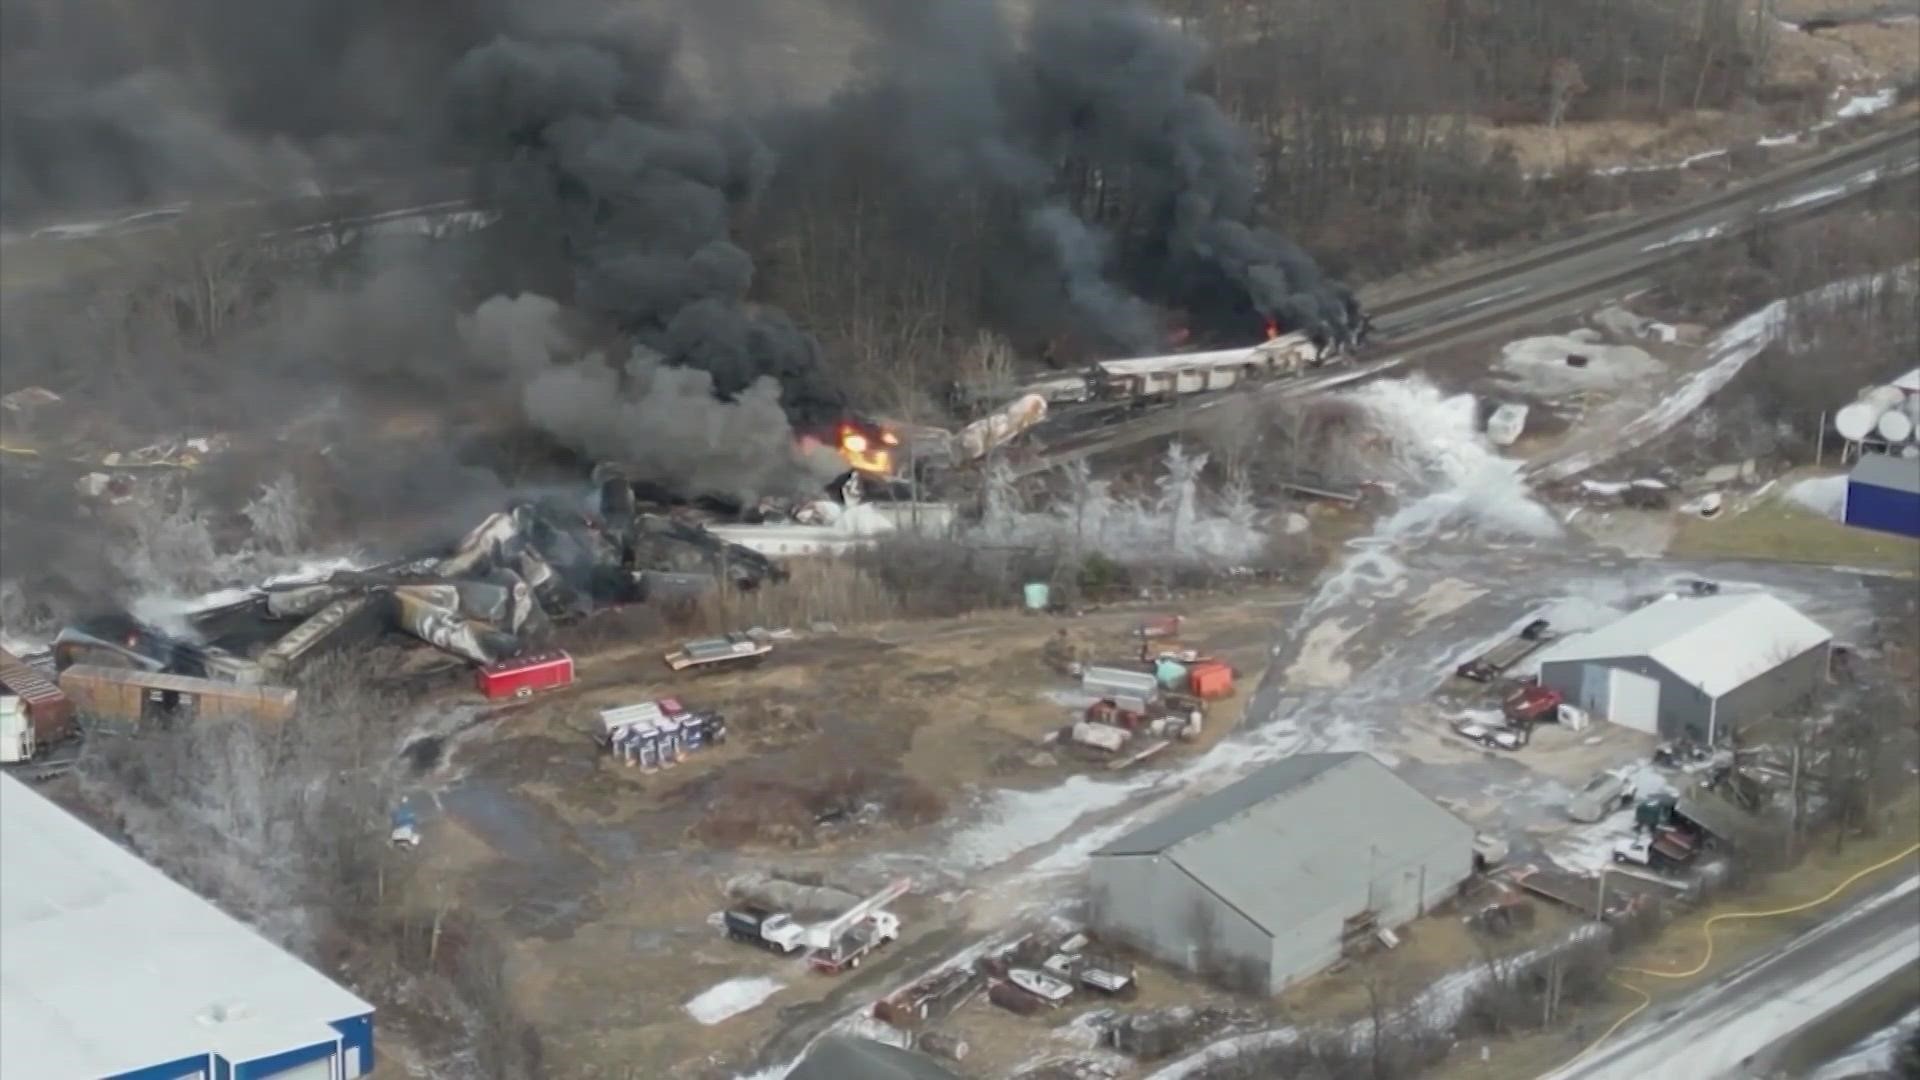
[4,3,1920,1080]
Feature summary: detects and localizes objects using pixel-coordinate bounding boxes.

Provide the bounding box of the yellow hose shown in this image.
[1620,841,1920,981]
[1557,840,1920,1070]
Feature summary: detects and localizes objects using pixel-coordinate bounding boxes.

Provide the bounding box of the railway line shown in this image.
[1016,121,1920,477]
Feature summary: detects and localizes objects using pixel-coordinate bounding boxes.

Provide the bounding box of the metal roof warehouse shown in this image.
[1089,753,1474,993]
[0,773,374,1080]
[1533,592,1832,743]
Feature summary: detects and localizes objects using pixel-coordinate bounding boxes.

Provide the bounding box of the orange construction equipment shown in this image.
[1188,661,1234,700]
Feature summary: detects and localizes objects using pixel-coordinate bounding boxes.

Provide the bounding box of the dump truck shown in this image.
[1455,619,1557,682]
[722,906,809,954]
[665,633,772,673]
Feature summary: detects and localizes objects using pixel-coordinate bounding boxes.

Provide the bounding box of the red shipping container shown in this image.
[476,651,576,700]
[1188,661,1234,700]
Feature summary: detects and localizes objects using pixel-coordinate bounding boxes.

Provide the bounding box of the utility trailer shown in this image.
[1455,619,1558,682]
[1613,827,1699,871]
[476,650,575,700]
[665,633,772,674]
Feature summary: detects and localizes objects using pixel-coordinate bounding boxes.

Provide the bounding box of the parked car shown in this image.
[1567,770,1636,823]
[1452,717,1526,751]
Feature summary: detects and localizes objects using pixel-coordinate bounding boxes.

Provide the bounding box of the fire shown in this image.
[1263,319,1280,341]
[836,420,898,476]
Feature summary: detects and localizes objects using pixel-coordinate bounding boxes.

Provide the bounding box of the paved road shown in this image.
[1542,870,1920,1080]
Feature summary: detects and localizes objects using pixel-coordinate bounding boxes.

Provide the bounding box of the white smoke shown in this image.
[971,444,1269,565]
[112,477,363,632]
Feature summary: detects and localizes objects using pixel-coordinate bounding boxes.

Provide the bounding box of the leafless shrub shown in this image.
[1457,937,1612,1037]
[445,913,547,1080]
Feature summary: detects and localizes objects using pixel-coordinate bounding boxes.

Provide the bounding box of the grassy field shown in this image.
[1669,489,1919,574]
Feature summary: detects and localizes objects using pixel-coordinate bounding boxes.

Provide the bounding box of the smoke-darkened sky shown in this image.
[0,0,1359,625]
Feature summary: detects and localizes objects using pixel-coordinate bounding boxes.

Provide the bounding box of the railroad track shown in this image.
[1017,121,1920,476]
[1364,122,1920,317]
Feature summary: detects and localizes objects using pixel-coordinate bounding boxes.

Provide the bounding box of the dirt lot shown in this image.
[395,584,1304,1077]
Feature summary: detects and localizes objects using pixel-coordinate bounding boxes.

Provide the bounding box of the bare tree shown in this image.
[1547,59,1588,128]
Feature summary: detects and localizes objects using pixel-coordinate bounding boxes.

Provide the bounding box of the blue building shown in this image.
[0,774,374,1080]
[1844,453,1920,539]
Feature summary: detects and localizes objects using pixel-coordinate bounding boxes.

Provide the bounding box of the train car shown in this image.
[58,664,298,729]
[1024,331,1327,405]
[0,647,75,749]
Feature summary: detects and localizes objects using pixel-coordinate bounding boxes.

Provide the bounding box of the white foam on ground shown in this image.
[1341,377,1562,541]
[1786,474,1849,520]
[685,976,785,1025]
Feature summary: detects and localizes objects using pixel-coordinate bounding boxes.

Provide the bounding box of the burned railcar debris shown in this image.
[40,467,797,687]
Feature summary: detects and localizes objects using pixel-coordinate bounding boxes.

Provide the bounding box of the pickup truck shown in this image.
[1456,620,1558,682]
[1452,717,1526,750]
[1567,770,1636,823]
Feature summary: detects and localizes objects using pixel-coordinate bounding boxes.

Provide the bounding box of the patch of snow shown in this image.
[1809,1006,1920,1080]
[1786,474,1849,520]
[1757,132,1801,148]
[685,976,785,1026]
[1530,287,1790,483]
[1594,148,1728,178]
[1145,925,1609,1079]
[1041,689,1099,709]
[1767,178,1861,214]
[948,774,1151,870]
[1835,88,1898,119]
[1499,334,1665,396]
[1582,480,1630,496]
[1642,224,1725,253]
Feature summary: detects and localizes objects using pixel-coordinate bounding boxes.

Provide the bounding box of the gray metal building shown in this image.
[1088,753,1474,994]
[1534,592,1831,745]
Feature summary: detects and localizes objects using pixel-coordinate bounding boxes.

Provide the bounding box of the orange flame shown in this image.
[1263,319,1280,341]
[837,422,898,476]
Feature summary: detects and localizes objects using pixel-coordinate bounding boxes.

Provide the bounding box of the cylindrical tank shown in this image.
[1878,408,1914,443]
[1835,403,1876,441]
[1861,385,1906,414]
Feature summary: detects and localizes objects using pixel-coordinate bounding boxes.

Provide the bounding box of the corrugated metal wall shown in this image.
[1844,480,1920,538]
